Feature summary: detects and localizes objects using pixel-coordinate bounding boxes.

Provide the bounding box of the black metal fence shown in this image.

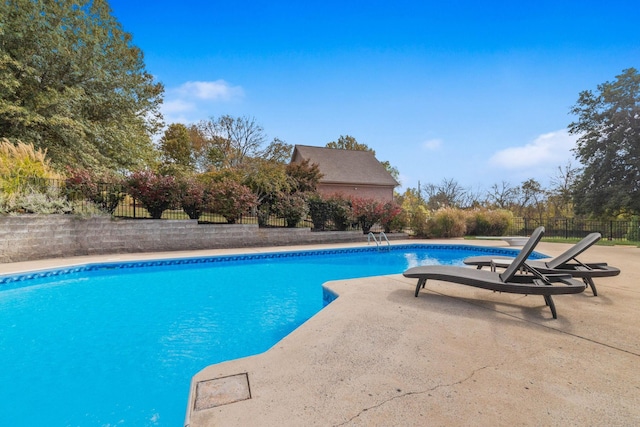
[3,177,638,239]
[506,218,640,242]
[1,177,341,229]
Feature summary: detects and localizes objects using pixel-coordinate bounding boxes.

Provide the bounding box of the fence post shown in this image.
[609,220,613,241]
[133,198,137,219]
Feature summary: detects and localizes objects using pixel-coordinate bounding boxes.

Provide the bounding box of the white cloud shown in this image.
[162,99,195,114]
[422,138,443,151]
[489,129,576,170]
[175,80,244,101]
[160,79,245,125]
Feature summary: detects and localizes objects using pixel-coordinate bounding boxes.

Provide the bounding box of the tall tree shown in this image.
[548,162,579,217]
[0,0,164,171]
[326,134,399,183]
[195,115,266,170]
[422,178,470,209]
[486,181,520,210]
[261,137,293,164]
[285,159,322,193]
[159,123,193,170]
[569,68,640,217]
[516,178,546,221]
[326,135,375,153]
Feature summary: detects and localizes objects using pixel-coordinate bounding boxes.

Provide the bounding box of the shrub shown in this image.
[326,195,352,231]
[0,186,73,214]
[272,192,309,227]
[380,201,403,233]
[307,194,330,230]
[256,203,272,227]
[126,170,180,219]
[0,139,60,195]
[626,216,640,241]
[426,207,467,238]
[65,168,125,214]
[306,193,352,231]
[178,177,206,220]
[407,205,430,237]
[350,197,384,234]
[389,209,408,233]
[466,209,514,236]
[206,180,257,224]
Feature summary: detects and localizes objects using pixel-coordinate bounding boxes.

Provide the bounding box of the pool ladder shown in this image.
[368,231,390,250]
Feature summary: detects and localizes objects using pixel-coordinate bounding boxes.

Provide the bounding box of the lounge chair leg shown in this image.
[544,295,557,319]
[583,277,598,296]
[415,279,426,297]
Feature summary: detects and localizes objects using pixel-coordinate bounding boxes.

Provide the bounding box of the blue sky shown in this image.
[109,0,638,192]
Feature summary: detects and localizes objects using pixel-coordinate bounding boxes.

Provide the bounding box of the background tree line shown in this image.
[402,68,640,222]
[1,1,638,223]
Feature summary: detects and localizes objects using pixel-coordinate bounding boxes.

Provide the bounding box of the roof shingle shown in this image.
[291,145,398,187]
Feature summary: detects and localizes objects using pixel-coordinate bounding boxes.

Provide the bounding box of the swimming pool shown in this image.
[0,244,541,426]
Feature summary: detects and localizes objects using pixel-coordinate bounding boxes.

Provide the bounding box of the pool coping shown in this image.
[0,242,546,286]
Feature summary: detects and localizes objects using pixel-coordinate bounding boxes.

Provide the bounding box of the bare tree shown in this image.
[548,162,580,217]
[516,178,547,221]
[486,181,520,209]
[422,178,470,209]
[194,115,266,170]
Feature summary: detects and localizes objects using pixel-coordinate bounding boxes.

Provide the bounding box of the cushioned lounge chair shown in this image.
[463,232,620,296]
[403,227,586,319]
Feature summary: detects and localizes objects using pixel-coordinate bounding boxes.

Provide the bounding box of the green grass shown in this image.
[464,235,639,247]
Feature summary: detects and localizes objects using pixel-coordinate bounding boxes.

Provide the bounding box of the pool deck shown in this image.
[2,239,639,426]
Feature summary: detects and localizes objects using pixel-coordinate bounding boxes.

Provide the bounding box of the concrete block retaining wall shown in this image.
[0,215,404,263]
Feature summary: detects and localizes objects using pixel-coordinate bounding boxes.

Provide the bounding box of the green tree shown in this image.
[241,158,290,206]
[326,135,374,153]
[380,160,400,182]
[187,124,211,172]
[326,135,399,183]
[285,159,322,193]
[569,68,640,217]
[0,0,164,171]
[159,123,193,171]
[261,137,293,164]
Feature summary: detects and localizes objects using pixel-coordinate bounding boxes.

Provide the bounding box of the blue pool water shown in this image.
[0,244,539,426]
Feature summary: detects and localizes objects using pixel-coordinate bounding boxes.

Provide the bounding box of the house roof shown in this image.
[291,145,399,187]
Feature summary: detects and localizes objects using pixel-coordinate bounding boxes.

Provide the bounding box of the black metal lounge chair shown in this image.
[463,232,620,296]
[403,227,586,319]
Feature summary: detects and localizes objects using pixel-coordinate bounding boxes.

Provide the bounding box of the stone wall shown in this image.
[0,215,404,263]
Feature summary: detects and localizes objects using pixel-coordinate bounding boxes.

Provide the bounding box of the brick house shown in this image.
[290,145,399,201]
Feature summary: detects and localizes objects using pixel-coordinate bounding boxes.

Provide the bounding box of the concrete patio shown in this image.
[184,240,640,426]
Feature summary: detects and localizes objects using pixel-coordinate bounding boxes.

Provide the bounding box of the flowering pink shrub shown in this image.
[350,197,385,234]
[272,192,308,227]
[178,177,206,220]
[65,168,125,214]
[126,170,180,219]
[205,180,257,224]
